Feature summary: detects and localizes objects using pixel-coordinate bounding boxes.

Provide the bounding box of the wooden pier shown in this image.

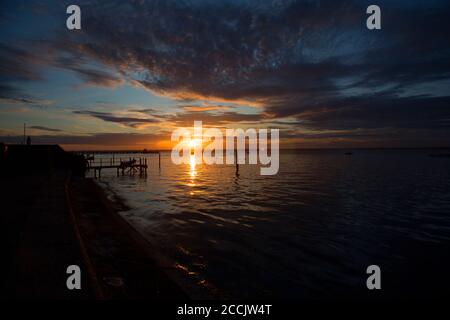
[87,156,150,178]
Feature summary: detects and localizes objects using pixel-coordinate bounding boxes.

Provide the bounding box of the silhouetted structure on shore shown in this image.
[1,144,86,176]
[0,143,5,165]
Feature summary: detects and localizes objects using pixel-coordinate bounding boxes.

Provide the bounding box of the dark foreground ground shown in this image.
[0,174,92,299]
[0,173,188,299]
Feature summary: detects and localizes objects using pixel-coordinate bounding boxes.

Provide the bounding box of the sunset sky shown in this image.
[1,0,450,150]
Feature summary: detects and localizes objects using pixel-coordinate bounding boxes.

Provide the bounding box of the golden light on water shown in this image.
[189,154,197,176]
[187,139,202,195]
[188,154,197,196]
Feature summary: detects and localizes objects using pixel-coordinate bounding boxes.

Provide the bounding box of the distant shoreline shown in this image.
[67,146,450,153]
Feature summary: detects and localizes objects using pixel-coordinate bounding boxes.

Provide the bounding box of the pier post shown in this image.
[159,152,161,170]
[235,147,239,176]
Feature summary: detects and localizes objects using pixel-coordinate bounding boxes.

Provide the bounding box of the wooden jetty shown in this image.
[87,157,149,178]
[75,150,163,178]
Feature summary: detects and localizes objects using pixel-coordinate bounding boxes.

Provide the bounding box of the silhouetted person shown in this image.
[26,136,31,145]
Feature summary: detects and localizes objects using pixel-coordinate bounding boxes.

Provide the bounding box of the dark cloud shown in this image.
[0,83,52,107]
[292,95,450,131]
[73,110,160,128]
[29,126,63,132]
[0,44,43,82]
[0,40,122,94]
[0,44,49,105]
[69,66,123,88]
[128,108,159,114]
[154,110,266,127]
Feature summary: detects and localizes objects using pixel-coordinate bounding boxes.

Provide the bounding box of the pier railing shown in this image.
[82,153,161,178]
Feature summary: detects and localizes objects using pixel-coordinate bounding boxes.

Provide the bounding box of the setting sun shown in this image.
[188,139,201,149]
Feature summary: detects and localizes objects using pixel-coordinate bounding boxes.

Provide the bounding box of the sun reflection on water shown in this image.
[189,154,197,177]
[188,154,197,195]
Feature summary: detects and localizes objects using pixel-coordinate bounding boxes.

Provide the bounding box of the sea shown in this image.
[91,149,450,299]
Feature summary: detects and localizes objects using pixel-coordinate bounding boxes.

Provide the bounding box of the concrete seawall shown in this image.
[67,177,191,299]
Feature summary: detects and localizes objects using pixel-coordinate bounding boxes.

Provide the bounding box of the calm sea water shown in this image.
[93,149,450,298]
